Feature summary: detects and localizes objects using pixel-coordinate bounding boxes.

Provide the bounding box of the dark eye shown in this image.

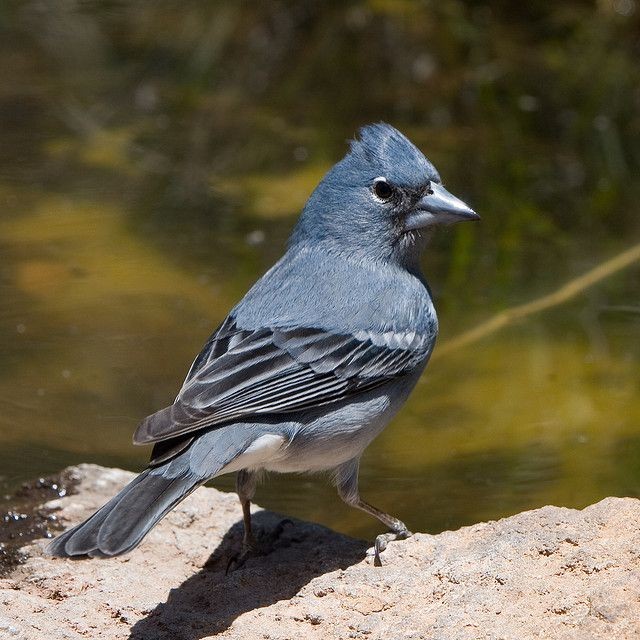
[373,178,393,201]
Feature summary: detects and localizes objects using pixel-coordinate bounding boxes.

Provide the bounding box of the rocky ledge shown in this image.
[0,464,638,639]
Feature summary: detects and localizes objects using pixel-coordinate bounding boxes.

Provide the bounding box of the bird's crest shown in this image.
[350,123,420,164]
[348,123,436,184]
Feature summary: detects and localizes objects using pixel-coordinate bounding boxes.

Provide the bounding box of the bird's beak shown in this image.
[405,183,479,230]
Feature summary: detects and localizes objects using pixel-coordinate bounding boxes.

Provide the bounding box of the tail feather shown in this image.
[48,468,201,558]
[48,423,265,558]
[96,473,199,556]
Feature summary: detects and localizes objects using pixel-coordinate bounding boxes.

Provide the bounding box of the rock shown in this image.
[0,464,638,639]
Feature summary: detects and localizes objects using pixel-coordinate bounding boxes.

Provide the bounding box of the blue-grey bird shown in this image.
[48,123,478,566]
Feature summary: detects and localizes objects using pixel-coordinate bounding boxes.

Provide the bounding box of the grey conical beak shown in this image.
[405,183,479,230]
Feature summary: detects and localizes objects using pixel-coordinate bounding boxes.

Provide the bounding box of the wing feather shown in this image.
[134,318,434,445]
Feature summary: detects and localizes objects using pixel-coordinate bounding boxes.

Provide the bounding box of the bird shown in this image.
[48,123,479,566]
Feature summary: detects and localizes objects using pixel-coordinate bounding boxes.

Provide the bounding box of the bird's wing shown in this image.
[134,318,434,445]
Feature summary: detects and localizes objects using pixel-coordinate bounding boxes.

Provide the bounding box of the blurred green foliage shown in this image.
[2,1,639,278]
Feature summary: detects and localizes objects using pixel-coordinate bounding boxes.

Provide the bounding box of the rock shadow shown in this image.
[128,510,367,639]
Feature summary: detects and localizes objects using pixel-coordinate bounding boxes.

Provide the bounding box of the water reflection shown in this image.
[0,2,638,537]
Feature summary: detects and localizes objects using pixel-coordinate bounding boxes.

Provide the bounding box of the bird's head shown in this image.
[291,123,479,268]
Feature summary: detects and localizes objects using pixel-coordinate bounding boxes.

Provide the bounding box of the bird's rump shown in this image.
[133,317,434,446]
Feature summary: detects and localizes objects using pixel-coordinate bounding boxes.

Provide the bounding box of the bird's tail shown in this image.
[47,465,203,558]
[48,424,268,558]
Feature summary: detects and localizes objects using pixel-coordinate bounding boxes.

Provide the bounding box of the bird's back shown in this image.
[232,244,438,341]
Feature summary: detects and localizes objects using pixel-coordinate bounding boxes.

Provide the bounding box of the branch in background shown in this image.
[435,242,640,358]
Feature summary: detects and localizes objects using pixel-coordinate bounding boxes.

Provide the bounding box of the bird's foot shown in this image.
[226,519,294,573]
[226,539,257,574]
[368,528,412,567]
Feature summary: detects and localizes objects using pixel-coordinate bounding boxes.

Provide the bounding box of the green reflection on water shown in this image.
[0,2,639,538]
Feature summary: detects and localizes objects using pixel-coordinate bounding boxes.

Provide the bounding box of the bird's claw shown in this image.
[226,518,295,574]
[369,528,412,567]
[226,542,257,574]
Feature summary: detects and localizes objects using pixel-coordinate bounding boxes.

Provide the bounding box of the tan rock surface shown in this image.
[0,464,638,639]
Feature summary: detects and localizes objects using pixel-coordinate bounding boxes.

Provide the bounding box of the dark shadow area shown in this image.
[128,510,367,640]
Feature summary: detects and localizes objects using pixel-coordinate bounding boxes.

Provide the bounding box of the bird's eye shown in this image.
[373,178,393,201]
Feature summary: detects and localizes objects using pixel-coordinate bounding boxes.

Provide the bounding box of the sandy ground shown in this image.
[0,464,639,639]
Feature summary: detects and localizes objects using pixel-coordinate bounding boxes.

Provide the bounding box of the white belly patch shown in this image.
[218,434,286,474]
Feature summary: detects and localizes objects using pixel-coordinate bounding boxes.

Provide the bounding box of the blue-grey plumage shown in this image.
[48,123,478,563]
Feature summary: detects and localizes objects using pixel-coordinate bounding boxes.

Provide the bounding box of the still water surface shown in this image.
[1,2,639,539]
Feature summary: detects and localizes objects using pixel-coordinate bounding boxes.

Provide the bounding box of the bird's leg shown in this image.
[335,458,412,567]
[237,469,257,553]
[227,468,294,573]
[352,499,412,566]
[226,469,258,573]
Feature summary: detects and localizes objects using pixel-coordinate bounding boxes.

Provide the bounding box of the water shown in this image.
[1,2,639,539]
